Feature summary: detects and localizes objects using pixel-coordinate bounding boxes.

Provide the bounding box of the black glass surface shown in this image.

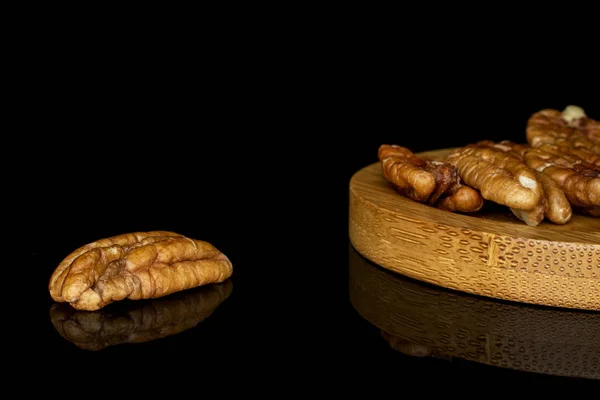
[30,238,599,386]
[349,245,599,382]
[20,40,598,390]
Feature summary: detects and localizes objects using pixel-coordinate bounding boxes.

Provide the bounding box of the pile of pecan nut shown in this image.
[379,105,599,226]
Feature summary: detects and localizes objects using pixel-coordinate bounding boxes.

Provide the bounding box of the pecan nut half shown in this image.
[445,143,543,212]
[523,144,600,211]
[378,144,483,213]
[526,105,600,166]
[469,140,572,225]
[48,231,233,311]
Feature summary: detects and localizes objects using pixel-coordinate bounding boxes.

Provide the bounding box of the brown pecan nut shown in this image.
[522,144,600,211]
[526,105,600,166]
[49,279,232,350]
[445,144,543,212]
[48,231,233,311]
[378,144,483,213]
[468,140,572,225]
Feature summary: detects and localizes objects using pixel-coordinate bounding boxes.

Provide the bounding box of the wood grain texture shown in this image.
[349,245,600,380]
[349,148,600,311]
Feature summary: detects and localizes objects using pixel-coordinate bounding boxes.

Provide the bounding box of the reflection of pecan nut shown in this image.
[378,144,483,213]
[381,331,432,357]
[49,279,232,351]
[49,231,233,311]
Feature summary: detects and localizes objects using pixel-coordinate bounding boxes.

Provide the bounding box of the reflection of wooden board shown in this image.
[348,246,600,380]
[348,148,600,311]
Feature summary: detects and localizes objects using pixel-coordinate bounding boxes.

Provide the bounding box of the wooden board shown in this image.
[349,245,600,380]
[348,148,600,311]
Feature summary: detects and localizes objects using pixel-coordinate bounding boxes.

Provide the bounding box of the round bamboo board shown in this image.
[348,148,600,311]
[349,245,600,380]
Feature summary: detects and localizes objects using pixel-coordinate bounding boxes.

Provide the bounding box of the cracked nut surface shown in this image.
[378,144,483,213]
[48,231,233,311]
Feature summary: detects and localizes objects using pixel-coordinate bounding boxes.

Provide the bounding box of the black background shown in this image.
[15,11,599,390]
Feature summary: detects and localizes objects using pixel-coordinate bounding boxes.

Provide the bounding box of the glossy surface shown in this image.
[49,280,233,351]
[349,245,600,380]
[18,33,598,392]
[28,240,598,387]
